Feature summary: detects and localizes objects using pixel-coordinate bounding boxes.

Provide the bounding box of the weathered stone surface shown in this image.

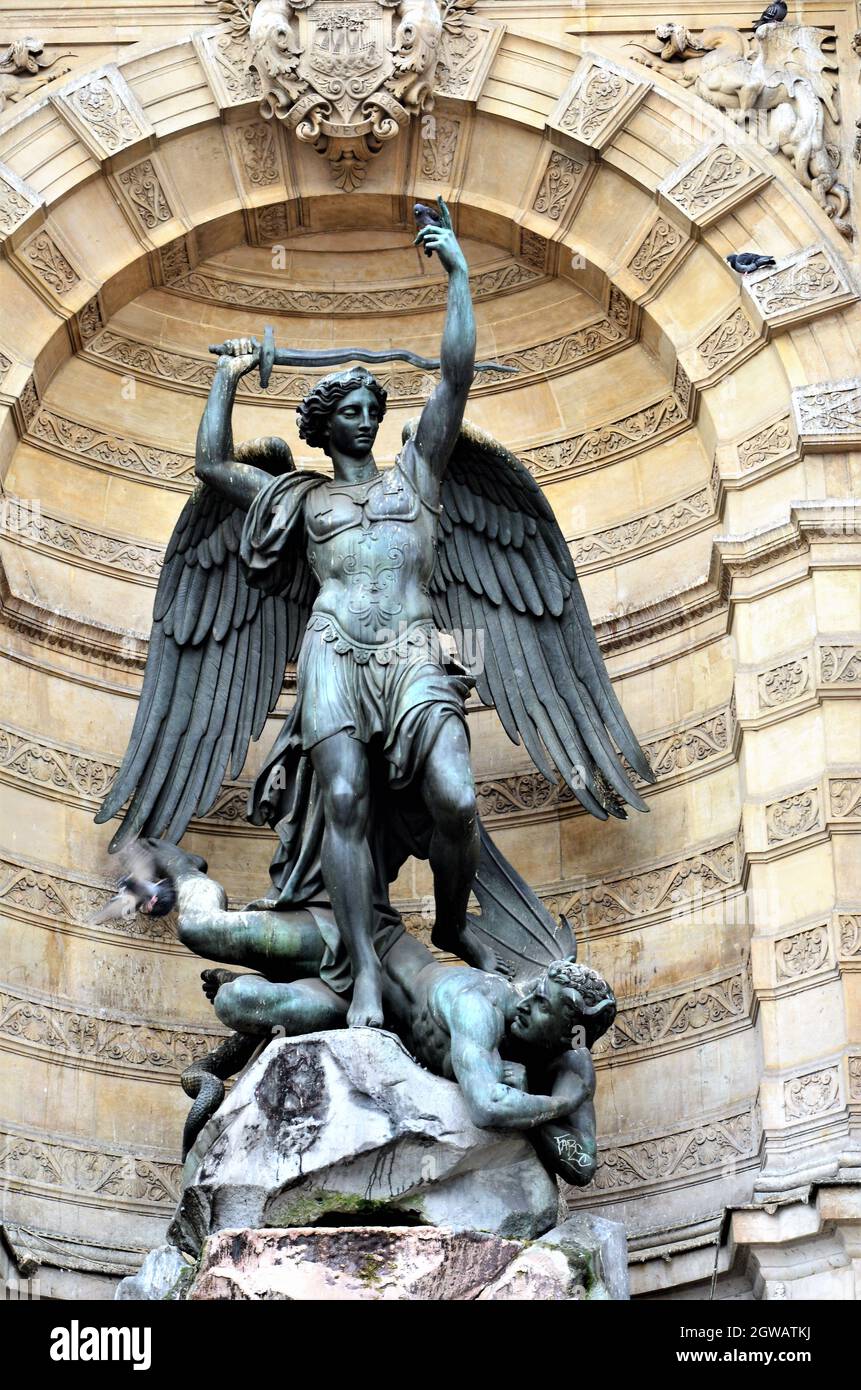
[187,1227,523,1301]
[115,1244,194,1301]
[169,1031,560,1255]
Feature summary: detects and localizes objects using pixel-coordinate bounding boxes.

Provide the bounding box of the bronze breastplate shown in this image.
[305,470,420,544]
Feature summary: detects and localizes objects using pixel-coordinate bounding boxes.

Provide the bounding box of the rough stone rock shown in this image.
[187,1227,523,1301]
[115,1244,194,1301]
[182,1222,630,1300]
[168,1030,560,1254]
[479,1213,629,1300]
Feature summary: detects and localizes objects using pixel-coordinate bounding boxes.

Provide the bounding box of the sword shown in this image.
[208,324,517,389]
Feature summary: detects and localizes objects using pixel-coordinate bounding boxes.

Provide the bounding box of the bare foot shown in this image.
[201,968,237,1003]
[432,920,500,974]
[347,970,384,1028]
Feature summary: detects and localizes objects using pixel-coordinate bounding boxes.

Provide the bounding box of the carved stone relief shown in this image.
[629,23,850,235]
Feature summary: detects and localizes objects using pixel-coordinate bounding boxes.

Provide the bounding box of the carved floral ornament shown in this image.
[205,0,477,188]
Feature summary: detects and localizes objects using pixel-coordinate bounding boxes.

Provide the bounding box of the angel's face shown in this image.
[510,975,580,1051]
[326,386,382,460]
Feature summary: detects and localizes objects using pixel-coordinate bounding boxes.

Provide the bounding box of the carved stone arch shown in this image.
[1,26,861,1298]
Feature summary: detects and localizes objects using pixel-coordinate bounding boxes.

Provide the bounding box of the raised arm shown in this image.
[196,339,272,511]
[447,989,580,1131]
[412,199,476,477]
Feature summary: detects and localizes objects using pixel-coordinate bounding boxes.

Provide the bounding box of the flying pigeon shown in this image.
[91,839,178,924]
[726,252,777,274]
[752,2,787,28]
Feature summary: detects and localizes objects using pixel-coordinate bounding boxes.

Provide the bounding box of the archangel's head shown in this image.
[510,959,616,1053]
[297,366,388,462]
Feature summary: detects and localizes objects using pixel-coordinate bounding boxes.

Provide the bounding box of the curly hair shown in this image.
[546,959,616,1047]
[296,366,388,455]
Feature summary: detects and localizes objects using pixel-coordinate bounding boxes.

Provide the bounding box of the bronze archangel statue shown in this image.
[95,199,655,1177]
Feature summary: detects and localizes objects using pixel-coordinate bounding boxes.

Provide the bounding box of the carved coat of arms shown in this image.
[250,0,444,188]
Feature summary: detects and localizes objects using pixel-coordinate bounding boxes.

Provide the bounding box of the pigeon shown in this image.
[752,2,787,28]
[414,201,443,257]
[726,252,777,274]
[91,839,178,924]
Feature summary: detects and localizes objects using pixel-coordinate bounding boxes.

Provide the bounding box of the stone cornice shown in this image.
[164,256,546,317]
[521,366,696,486]
[0,1120,180,1215]
[0,980,224,1083]
[79,302,636,406]
[578,1102,761,1199]
[592,959,753,1069]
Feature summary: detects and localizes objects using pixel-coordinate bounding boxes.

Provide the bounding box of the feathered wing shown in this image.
[96,453,318,850]
[428,421,655,821]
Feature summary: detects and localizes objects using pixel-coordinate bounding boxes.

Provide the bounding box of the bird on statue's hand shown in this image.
[752,2,787,28]
[90,839,178,924]
[727,252,777,274]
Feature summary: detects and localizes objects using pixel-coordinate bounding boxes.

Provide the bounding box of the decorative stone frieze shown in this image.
[0,847,176,946]
[625,213,687,291]
[819,645,861,686]
[598,964,749,1062]
[434,11,501,102]
[2,500,162,583]
[225,118,282,190]
[793,378,861,449]
[0,982,221,1079]
[742,245,855,331]
[165,258,543,316]
[113,158,174,232]
[27,406,194,489]
[82,313,634,404]
[660,140,766,229]
[550,54,650,155]
[520,387,693,484]
[774,924,831,982]
[765,788,822,846]
[17,228,80,299]
[0,1121,180,1211]
[532,149,588,223]
[696,306,759,376]
[50,67,151,159]
[586,1105,758,1195]
[555,834,741,934]
[783,1066,841,1121]
[0,161,42,240]
[734,414,796,476]
[570,485,713,571]
[419,113,461,181]
[829,778,861,821]
[757,655,811,711]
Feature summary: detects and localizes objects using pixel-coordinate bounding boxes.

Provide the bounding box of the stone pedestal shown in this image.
[116,1030,628,1300]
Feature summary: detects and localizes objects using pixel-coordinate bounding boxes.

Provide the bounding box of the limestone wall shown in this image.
[1,1,860,1298]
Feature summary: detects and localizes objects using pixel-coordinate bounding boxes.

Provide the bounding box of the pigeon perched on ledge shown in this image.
[752,2,787,28]
[726,252,777,274]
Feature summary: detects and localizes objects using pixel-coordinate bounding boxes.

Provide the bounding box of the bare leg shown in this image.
[213,974,348,1036]
[421,718,492,971]
[310,732,383,1028]
[144,840,325,981]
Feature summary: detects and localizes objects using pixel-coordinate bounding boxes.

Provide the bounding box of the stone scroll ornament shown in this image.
[626,22,851,237]
[95,201,655,1206]
[246,0,461,189]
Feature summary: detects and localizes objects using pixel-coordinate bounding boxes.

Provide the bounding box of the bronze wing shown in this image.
[429,421,655,820]
[95,447,317,849]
